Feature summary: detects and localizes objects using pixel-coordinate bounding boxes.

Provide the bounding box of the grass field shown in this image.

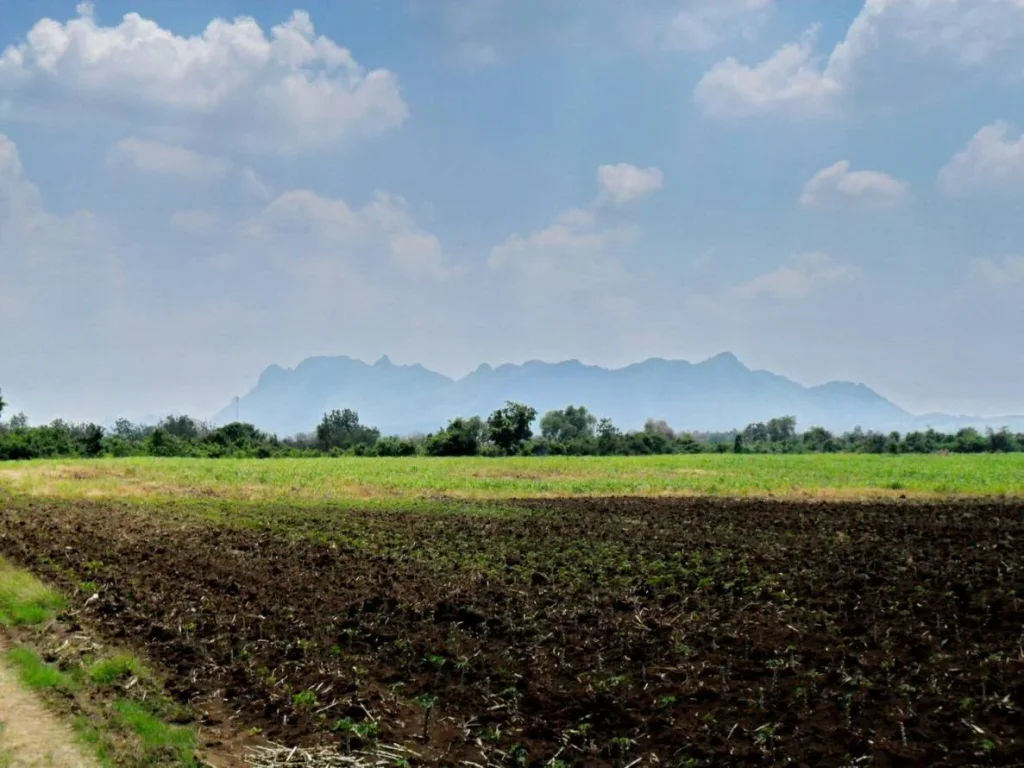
[1,452,1022,504]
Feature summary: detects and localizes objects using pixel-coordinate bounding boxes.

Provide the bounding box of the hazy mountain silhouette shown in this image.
[209,352,1024,437]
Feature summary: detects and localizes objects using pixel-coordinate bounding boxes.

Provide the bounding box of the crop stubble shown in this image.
[0,497,1021,765]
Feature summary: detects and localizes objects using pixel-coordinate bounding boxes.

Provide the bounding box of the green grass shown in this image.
[88,653,147,686]
[0,453,1022,504]
[113,700,198,766]
[4,647,72,691]
[0,557,66,626]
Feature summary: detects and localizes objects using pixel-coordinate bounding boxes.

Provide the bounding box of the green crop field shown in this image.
[1,452,1022,505]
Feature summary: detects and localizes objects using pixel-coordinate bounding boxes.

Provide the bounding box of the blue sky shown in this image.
[1,0,1023,424]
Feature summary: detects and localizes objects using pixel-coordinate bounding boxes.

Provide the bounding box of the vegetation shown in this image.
[1,453,1022,503]
[0,556,201,766]
[0,556,65,626]
[5,647,71,691]
[3,399,1024,461]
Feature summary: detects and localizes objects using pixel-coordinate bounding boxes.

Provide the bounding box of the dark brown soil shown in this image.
[1,497,1021,765]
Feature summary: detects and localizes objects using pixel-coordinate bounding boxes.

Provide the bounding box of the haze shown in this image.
[1,0,1022,425]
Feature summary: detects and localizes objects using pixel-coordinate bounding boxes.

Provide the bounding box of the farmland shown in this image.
[2,452,1023,503]
[0,455,1022,765]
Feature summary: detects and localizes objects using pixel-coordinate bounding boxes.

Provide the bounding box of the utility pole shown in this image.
[235,395,240,422]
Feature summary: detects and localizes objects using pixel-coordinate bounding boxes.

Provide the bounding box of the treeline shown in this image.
[1,390,1022,460]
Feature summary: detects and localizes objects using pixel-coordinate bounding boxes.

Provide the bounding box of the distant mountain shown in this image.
[210,352,1024,437]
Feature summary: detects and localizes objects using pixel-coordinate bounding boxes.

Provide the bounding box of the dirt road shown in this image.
[0,638,98,768]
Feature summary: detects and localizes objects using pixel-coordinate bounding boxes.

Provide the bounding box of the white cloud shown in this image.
[0,6,407,153]
[939,122,1024,194]
[695,26,840,118]
[249,189,460,281]
[800,160,910,209]
[241,167,273,200]
[110,138,229,180]
[596,163,664,206]
[488,213,636,276]
[171,209,220,235]
[733,252,860,301]
[0,132,43,232]
[0,131,101,248]
[969,255,1024,286]
[666,0,773,51]
[696,0,1024,118]
[491,163,661,290]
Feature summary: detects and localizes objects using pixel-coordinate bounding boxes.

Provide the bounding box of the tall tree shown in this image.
[0,387,6,421]
[487,402,537,454]
[316,409,380,451]
[540,405,597,442]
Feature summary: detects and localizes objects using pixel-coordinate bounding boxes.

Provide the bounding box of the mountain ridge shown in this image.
[209,352,1023,438]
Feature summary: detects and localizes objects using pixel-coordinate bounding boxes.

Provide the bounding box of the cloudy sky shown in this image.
[1,0,1023,424]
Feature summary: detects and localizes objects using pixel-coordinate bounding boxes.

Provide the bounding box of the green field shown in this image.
[1,453,1021,504]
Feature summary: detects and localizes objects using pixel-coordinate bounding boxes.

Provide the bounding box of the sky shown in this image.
[1,0,1023,424]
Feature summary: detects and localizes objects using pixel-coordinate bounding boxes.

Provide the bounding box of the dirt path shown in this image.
[0,639,98,768]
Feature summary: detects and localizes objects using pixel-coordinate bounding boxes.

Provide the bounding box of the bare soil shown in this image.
[0,497,1021,765]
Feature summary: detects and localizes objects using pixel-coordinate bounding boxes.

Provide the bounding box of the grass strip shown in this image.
[0,559,202,766]
[0,557,65,626]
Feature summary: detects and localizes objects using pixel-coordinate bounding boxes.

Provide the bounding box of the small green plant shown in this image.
[416,693,438,741]
[292,690,318,710]
[88,653,146,686]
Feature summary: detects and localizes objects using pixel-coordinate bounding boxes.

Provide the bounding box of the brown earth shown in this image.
[0,497,1021,766]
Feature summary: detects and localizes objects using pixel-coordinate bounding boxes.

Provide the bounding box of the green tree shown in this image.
[160,415,203,440]
[643,419,676,440]
[597,418,621,455]
[766,416,797,443]
[802,426,835,453]
[425,416,487,456]
[954,427,987,453]
[0,387,5,421]
[540,405,597,442]
[316,409,380,451]
[81,424,105,457]
[487,402,537,454]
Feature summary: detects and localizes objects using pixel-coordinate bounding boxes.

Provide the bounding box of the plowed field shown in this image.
[1,497,1021,765]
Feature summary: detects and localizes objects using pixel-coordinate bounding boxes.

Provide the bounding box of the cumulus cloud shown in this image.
[110,138,229,180]
[800,160,909,209]
[0,131,101,248]
[596,163,664,206]
[666,0,774,51]
[249,189,460,282]
[0,131,115,356]
[969,255,1024,286]
[0,6,407,152]
[488,210,637,277]
[491,163,662,287]
[696,0,1024,118]
[733,252,860,301]
[0,133,43,232]
[939,122,1024,194]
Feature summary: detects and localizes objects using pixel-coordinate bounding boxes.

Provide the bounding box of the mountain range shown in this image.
[211,353,1024,437]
